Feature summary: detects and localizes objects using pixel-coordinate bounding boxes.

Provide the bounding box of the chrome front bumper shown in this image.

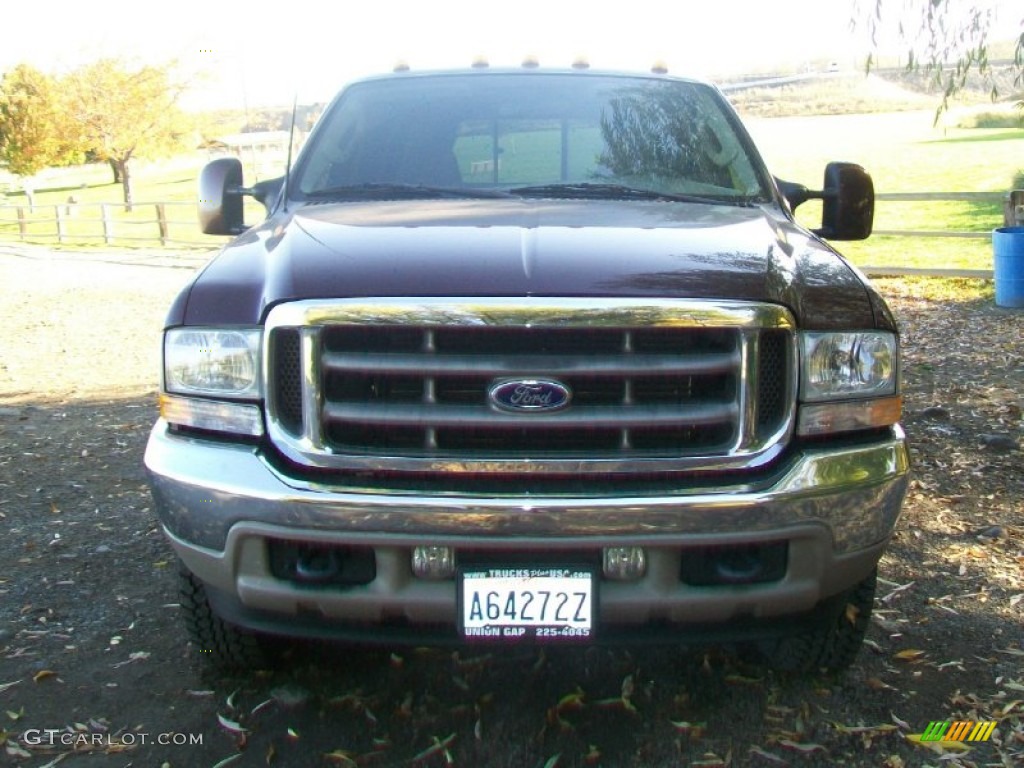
[145,421,909,629]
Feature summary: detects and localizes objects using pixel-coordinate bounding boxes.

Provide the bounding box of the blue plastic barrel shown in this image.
[993,227,1024,308]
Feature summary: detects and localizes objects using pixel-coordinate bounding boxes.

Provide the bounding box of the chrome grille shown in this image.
[265,299,796,475]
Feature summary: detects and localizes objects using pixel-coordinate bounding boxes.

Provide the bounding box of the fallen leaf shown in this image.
[6,742,32,758]
[411,733,456,764]
[112,651,150,669]
[778,739,827,755]
[690,753,728,767]
[37,753,69,768]
[555,689,585,712]
[216,714,248,734]
[866,678,897,691]
[829,722,897,735]
[890,712,911,731]
[904,733,972,754]
[542,755,561,768]
[0,681,21,695]
[748,745,787,764]
[880,581,915,603]
[621,674,635,700]
[322,751,357,767]
[210,755,244,768]
[32,670,57,683]
[250,698,274,717]
[670,720,707,736]
[724,673,763,686]
[1000,699,1022,716]
[893,649,926,662]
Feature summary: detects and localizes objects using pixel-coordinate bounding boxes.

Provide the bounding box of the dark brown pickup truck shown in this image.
[144,66,909,672]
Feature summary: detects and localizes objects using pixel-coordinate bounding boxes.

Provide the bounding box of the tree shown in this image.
[0,64,81,178]
[64,58,192,210]
[859,0,1023,115]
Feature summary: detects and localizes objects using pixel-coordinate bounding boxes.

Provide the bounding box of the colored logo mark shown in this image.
[920,721,997,742]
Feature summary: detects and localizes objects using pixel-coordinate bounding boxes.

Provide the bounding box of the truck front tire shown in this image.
[178,562,270,670]
[759,567,877,675]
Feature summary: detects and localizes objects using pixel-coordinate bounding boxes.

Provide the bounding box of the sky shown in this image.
[2,0,1019,110]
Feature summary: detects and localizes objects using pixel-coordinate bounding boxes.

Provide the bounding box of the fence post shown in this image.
[1005,190,1024,227]
[101,204,113,244]
[54,205,65,244]
[17,207,27,240]
[156,203,169,246]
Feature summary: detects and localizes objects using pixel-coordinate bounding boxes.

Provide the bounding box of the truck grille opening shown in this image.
[264,299,795,476]
[271,328,303,434]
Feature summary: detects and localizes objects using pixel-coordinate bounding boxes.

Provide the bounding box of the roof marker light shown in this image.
[471,56,489,69]
[651,61,669,74]
[571,57,590,70]
[393,60,410,72]
[522,55,540,69]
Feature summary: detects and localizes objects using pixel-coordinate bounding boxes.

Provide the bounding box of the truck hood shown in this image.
[178,199,877,329]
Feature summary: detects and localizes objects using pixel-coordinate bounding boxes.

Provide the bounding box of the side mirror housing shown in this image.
[818,162,873,241]
[776,162,874,241]
[198,157,246,235]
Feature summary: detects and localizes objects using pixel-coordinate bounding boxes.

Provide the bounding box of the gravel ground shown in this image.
[0,246,1021,768]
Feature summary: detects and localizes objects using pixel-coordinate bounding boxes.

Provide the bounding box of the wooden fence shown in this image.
[861,191,1005,279]
[0,192,1017,277]
[0,201,221,248]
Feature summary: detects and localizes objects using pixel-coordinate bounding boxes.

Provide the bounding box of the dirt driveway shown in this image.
[0,245,1021,768]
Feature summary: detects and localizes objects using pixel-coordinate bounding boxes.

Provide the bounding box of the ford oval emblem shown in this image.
[489,379,572,413]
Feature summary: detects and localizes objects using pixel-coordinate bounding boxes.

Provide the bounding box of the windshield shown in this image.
[293,72,773,203]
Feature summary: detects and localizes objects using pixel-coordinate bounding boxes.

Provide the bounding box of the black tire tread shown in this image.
[178,564,267,670]
[762,568,877,675]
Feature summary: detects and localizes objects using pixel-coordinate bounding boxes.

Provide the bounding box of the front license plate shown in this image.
[458,567,594,642]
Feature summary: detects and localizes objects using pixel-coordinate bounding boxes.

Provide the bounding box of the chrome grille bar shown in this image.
[320,350,741,377]
[322,402,738,429]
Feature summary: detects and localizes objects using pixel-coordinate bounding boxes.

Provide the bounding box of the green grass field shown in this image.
[746,111,1021,271]
[1,109,1021,268]
[0,153,276,248]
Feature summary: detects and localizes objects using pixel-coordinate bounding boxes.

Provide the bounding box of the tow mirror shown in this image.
[776,162,874,241]
[819,162,873,240]
[198,157,246,235]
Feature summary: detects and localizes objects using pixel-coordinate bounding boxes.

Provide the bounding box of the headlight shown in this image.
[164,328,262,398]
[800,332,897,402]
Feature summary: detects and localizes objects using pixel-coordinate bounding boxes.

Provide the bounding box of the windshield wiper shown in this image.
[509,182,751,206]
[304,183,512,201]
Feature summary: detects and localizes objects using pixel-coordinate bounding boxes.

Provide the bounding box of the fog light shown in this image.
[412,546,454,579]
[603,547,646,581]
